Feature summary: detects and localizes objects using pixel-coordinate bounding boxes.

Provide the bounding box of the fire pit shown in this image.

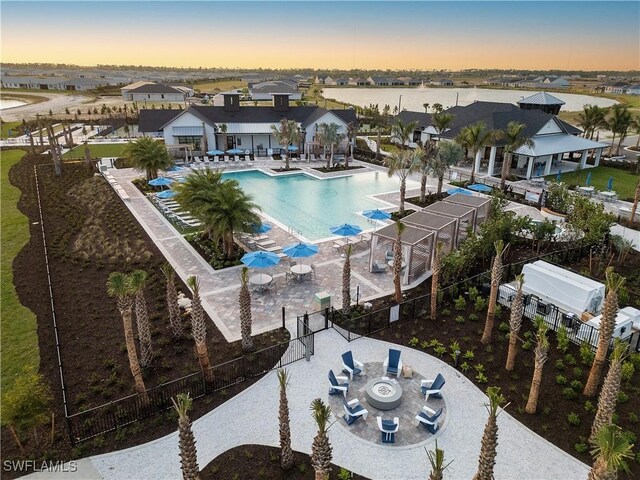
[365,377,403,410]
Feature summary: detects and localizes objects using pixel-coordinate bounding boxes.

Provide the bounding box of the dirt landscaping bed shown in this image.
[2,154,289,465]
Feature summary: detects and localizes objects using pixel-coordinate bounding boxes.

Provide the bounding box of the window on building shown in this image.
[176,136,201,150]
[161,94,165,99]
[236,138,242,146]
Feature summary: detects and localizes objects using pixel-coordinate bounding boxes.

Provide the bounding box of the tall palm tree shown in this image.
[123,137,172,180]
[588,425,634,480]
[386,149,423,214]
[342,244,352,314]
[505,274,525,371]
[161,263,183,338]
[423,103,430,113]
[187,276,212,382]
[106,272,147,397]
[318,122,345,169]
[426,440,452,480]
[481,240,506,344]
[473,386,507,480]
[525,322,549,414]
[431,112,454,139]
[390,119,419,149]
[430,242,444,322]
[417,141,439,202]
[605,104,633,156]
[633,115,640,149]
[498,121,534,189]
[310,398,332,480]
[239,267,254,352]
[584,268,626,397]
[277,369,294,470]
[271,118,301,170]
[130,269,153,368]
[429,141,464,195]
[577,105,596,139]
[345,121,357,168]
[393,221,405,304]
[455,121,493,184]
[172,393,201,480]
[629,177,640,224]
[590,341,629,443]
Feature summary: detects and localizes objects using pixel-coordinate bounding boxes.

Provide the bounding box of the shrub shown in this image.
[408,337,420,347]
[629,412,639,424]
[584,400,595,413]
[474,296,488,311]
[570,380,584,391]
[494,304,502,317]
[498,321,510,333]
[433,345,447,357]
[562,387,578,400]
[556,326,570,353]
[441,308,451,317]
[522,340,533,350]
[475,372,488,383]
[572,367,584,378]
[567,412,581,426]
[469,313,479,322]
[455,315,466,324]
[617,391,629,404]
[574,442,588,453]
[468,286,479,301]
[565,353,577,366]
[460,361,471,372]
[338,468,352,480]
[629,352,640,369]
[420,341,429,350]
[524,331,533,340]
[454,295,467,311]
[580,342,595,366]
[555,359,565,370]
[474,363,485,372]
[621,361,635,382]
[463,350,475,360]
[556,375,568,386]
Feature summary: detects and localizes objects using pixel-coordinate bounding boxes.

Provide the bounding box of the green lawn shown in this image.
[545,166,639,201]
[1,121,22,139]
[1,149,39,392]
[62,142,130,159]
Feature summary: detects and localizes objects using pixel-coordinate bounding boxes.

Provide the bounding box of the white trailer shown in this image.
[576,307,640,346]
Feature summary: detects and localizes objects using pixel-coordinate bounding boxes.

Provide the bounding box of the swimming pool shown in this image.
[221,170,416,241]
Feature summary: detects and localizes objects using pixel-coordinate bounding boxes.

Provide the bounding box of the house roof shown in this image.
[250,80,297,95]
[121,81,154,91]
[394,110,432,127]
[513,134,608,157]
[517,91,565,106]
[127,83,183,94]
[138,109,184,132]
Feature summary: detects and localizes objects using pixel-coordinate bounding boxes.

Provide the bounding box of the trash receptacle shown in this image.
[314,291,331,311]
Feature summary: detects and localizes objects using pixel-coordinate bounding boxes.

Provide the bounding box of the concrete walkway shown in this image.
[31,328,589,479]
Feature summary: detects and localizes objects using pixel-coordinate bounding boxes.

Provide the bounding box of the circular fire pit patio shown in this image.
[365,377,403,410]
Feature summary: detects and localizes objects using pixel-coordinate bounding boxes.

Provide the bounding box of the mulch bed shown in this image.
[336,292,640,475]
[270,168,302,173]
[2,154,289,466]
[201,444,370,480]
[311,166,365,173]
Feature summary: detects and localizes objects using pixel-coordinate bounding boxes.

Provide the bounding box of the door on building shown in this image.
[226,136,234,150]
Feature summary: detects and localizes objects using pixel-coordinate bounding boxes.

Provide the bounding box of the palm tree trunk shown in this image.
[393,243,403,304]
[121,309,148,400]
[525,367,543,414]
[630,180,640,223]
[469,149,477,184]
[587,458,616,480]
[135,291,153,368]
[195,342,212,380]
[506,335,518,371]
[437,176,444,195]
[399,180,406,214]
[609,133,616,156]
[500,153,511,189]
[420,173,427,203]
[285,152,290,170]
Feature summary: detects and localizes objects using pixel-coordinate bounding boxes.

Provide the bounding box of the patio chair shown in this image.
[341,351,363,380]
[224,155,230,162]
[263,280,278,294]
[371,263,387,273]
[415,406,443,434]
[203,156,210,164]
[342,398,368,425]
[383,349,403,377]
[310,264,317,278]
[328,370,349,396]
[385,250,394,262]
[213,155,220,162]
[421,373,445,401]
[249,155,255,161]
[234,155,241,162]
[377,416,399,443]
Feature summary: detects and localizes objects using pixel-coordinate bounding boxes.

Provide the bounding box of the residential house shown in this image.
[348,78,368,86]
[430,79,454,86]
[335,78,349,86]
[323,76,336,85]
[249,80,301,101]
[605,81,630,94]
[396,77,422,86]
[367,76,392,86]
[121,83,187,102]
[626,85,640,95]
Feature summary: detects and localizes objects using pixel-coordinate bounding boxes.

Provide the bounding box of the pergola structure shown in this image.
[369,224,434,285]
[422,202,476,247]
[443,194,491,231]
[402,211,457,254]
[166,143,193,163]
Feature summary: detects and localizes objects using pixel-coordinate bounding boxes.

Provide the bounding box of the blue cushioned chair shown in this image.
[421,373,446,401]
[328,369,349,396]
[341,351,363,380]
[377,416,399,443]
[342,397,368,425]
[383,349,403,377]
[416,406,443,434]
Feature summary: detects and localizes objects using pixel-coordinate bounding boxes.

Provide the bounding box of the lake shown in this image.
[325,87,617,112]
[0,99,27,110]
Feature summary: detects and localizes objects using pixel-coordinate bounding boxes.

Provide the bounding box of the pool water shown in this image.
[221,170,415,241]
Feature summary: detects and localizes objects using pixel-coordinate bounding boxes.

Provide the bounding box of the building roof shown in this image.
[513,134,608,157]
[138,109,185,132]
[423,202,475,219]
[374,223,434,245]
[443,193,491,209]
[517,91,565,106]
[403,211,457,231]
[250,80,297,95]
[127,83,183,94]
[121,81,154,91]
[395,110,432,127]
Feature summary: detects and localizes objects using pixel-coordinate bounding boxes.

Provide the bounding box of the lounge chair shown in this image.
[371,263,387,273]
[333,239,347,250]
[256,239,276,248]
[341,351,363,380]
[377,416,399,443]
[213,155,220,162]
[415,406,443,434]
[342,398,368,425]
[203,156,210,164]
[383,349,403,377]
[234,155,241,162]
[328,370,349,396]
[224,155,230,162]
[420,374,445,401]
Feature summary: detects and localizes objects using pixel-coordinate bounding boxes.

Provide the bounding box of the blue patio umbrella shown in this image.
[447,187,473,196]
[206,149,225,156]
[330,223,363,237]
[241,251,281,269]
[148,177,174,187]
[287,145,299,152]
[165,165,185,172]
[157,190,177,199]
[585,172,592,186]
[607,176,614,191]
[252,222,272,234]
[282,242,319,258]
[226,148,244,155]
[467,184,492,193]
[362,209,392,220]
[556,169,562,182]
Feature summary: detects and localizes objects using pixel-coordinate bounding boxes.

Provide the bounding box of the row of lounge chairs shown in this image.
[239,233,286,257]
[151,195,203,229]
[332,233,372,251]
[191,154,254,165]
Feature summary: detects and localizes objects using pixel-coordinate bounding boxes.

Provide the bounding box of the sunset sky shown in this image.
[1,1,638,71]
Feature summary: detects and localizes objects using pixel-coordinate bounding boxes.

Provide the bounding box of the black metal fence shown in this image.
[67,332,313,444]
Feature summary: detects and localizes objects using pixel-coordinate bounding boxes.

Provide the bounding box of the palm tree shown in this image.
[584,268,626,397]
[386,149,423,214]
[429,141,464,195]
[393,221,405,304]
[187,276,212,382]
[130,269,153,368]
[430,242,444,322]
[577,105,596,139]
[390,119,418,149]
[172,393,201,480]
[423,103,430,113]
[417,141,438,202]
[345,121,357,168]
[123,137,172,180]
[318,122,345,169]
[505,274,525,371]
[277,369,294,470]
[425,441,452,480]
[310,398,332,480]
[342,244,352,314]
[633,115,640,148]
[455,121,494,184]
[590,341,629,443]
[588,425,634,480]
[525,322,549,414]
[239,267,254,352]
[271,118,302,170]
[161,263,183,338]
[481,240,506,344]
[431,112,454,139]
[499,121,534,189]
[432,103,444,114]
[106,272,147,397]
[629,177,640,224]
[473,386,507,480]
[605,105,633,156]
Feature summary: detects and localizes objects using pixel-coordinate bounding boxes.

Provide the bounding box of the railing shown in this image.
[66,332,313,444]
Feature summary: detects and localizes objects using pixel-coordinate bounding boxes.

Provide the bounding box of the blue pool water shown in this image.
[221,170,414,241]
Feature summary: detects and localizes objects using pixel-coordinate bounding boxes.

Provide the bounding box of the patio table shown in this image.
[387,260,407,270]
[249,273,273,293]
[577,186,595,196]
[290,264,312,280]
[598,191,617,202]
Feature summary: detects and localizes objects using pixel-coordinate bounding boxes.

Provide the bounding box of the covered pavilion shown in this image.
[422,202,476,247]
[443,194,492,231]
[402,211,458,254]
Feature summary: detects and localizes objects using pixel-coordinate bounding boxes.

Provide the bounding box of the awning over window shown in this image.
[221,123,277,134]
[172,126,204,136]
